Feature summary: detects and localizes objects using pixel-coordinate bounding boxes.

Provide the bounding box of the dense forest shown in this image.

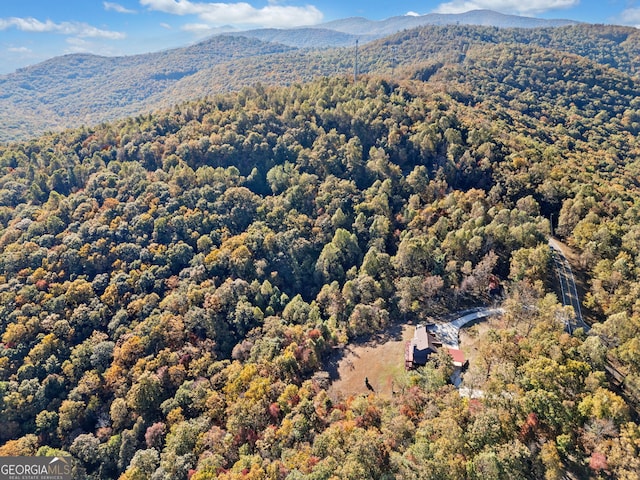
[2,22,640,479]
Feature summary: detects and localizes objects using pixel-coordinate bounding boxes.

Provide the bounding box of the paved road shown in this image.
[549,239,589,333]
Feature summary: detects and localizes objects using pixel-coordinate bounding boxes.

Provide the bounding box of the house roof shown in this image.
[447,347,466,367]
[414,324,436,351]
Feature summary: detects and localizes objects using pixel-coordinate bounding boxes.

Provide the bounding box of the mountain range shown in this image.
[0,9,631,144]
[317,9,578,35]
[228,9,577,47]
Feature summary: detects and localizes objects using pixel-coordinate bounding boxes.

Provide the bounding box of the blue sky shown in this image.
[0,0,636,74]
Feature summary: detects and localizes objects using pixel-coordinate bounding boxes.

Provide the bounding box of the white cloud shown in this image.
[66,37,92,50]
[433,0,579,15]
[104,2,138,14]
[406,11,422,17]
[8,46,32,53]
[160,22,173,29]
[139,0,323,28]
[63,37,123,58]
[611,8,640,27]
[0,17,126,39]
[182,22,213,32]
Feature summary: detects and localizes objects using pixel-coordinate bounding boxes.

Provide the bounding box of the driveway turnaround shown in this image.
[428,307,505,348]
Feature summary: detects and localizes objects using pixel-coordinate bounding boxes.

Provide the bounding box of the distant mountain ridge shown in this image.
[228,9,579,50]
[319,9,579,36]
[0,10,632,144]
[221,28,375,49]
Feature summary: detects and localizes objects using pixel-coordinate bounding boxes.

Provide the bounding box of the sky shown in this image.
[0,0,637,74]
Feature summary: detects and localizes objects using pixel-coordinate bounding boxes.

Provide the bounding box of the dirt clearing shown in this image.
[325,324,413,401]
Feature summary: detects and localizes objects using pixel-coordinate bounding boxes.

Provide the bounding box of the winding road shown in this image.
[427,238,588,348]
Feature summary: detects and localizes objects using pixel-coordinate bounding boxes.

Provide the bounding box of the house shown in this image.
[405,324,441,369]
[405,324,467,370]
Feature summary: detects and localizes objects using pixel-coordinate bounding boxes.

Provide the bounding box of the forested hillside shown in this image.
[0,36,295,144]
[2,22,640,143]
[3,27,640,476]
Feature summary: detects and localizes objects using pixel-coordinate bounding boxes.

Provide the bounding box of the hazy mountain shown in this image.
[319,9,579,36]
[226,10,578,50]
[222,28,375,48]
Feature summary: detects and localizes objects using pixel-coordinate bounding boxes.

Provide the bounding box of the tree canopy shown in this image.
[2,30,640,478]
